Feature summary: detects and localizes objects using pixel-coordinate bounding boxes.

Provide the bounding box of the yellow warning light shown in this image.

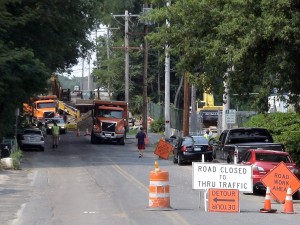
[154,161,160,172]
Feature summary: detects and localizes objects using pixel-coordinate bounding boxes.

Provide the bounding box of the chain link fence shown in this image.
[149,101,257,137]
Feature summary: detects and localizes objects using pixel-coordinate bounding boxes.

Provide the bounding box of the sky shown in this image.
[62,28,106,78]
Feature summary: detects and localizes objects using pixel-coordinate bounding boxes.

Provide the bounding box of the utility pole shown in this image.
[112,11,139,104]
[125,10,129,103]
[190,85,197,134]
[142,3,149,132]
[81,58,84,91]
[164,1,171,139]
[183,72,190,136]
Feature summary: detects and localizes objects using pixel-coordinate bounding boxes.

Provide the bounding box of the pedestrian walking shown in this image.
[136,127,146,158]
[52,121,60,148]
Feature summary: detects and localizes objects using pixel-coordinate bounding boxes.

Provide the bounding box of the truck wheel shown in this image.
[119,137,125,145]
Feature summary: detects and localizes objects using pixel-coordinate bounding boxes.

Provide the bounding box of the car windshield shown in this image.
[255,153,291,163]
[192,136,208,145]
[47,118,64,124]
[24,130,42,135]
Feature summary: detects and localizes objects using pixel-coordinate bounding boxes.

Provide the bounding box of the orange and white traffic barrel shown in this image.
[145,161,174,211]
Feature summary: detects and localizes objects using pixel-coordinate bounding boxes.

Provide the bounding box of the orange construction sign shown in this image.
[261,162,300,203]
[154,140,173,160]
[208,189,239,213]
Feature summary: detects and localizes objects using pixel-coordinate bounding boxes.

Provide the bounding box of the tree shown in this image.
[0,0,101,137]
[147,0,300,113]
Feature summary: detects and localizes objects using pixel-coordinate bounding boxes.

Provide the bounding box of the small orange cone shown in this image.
[84,128,90,136]
[282,187,295,214]
[77,129,80,137]
[260,187,277,213]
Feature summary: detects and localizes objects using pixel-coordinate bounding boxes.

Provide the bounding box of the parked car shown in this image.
[45,117,67,134]
[239,149,300,193]
[173,135,213,165]
[20,128,45,151]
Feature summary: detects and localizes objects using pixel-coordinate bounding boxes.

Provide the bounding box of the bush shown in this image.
[150,118,165,133]
[10,150,23,170]
[244,112,300,166]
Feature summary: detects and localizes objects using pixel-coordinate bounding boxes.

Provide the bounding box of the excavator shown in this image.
[197,92,223,129]
[22,74,81,126]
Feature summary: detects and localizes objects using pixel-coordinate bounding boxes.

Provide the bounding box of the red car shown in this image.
[239,149,300,193]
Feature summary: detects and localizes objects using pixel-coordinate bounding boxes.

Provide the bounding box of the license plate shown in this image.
[105,133,111,137]
[194,147,202,151]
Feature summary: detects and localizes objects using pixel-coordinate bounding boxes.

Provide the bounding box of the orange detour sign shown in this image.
[261,162,300,203]
[208,189,239,212]
[154,139,173,160]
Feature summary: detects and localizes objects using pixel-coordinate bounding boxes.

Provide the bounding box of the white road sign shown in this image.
[225,109,236,124]
[192,163,253,192]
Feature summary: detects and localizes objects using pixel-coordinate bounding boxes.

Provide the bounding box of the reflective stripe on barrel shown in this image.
[148,170,170,208]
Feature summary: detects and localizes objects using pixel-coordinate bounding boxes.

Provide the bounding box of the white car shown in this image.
[20,128,45,151]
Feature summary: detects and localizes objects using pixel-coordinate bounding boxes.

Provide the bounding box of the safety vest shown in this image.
[204,133,209,140]
[52,125,60,135]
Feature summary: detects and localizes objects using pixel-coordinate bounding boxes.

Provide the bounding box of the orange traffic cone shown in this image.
[145,161,174,211]
[77,129,80,137]
[84,128,90,136]
[282,187,295,214]
[260,187,277,213]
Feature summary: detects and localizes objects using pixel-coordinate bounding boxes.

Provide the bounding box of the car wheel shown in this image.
[293,190,300,200]
[91,132,97,144]
[178,153,183,166]
[226,155,232,164]
[173,155,178,164]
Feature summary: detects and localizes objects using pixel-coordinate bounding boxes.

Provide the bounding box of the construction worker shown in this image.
[52,121,60,148]
[204,130,210,140]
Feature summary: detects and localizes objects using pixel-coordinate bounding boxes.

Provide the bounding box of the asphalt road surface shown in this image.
[1,131,300,225]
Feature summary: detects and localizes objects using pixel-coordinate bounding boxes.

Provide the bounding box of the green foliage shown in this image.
[150,117,164,133]
[0,1,101,138]
[10,149,23,170]
[147,0,300,112]
[244,113,300,165]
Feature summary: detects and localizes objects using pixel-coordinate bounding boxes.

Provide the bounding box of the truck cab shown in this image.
[91,100,128,145]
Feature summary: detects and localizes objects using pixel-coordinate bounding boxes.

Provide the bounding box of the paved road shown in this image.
[1,131,300,225]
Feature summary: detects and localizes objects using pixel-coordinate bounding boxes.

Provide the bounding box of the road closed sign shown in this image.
[208,189,239,212]
[192,163,253,192]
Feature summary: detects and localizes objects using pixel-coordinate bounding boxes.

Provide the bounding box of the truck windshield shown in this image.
[37,102,56,108]
[97,110,123,119]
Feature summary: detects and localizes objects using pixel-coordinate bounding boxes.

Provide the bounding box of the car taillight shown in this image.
[181,146,187,152]
[208,145,213,151]
[253,165,266,173]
